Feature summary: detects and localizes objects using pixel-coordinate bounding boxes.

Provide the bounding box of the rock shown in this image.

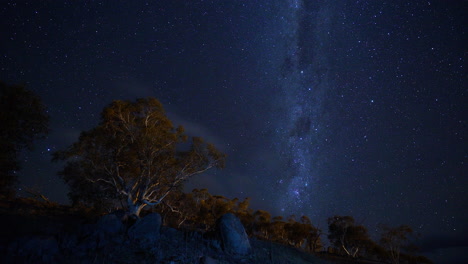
[209,239,222,251]
[94,213,125,247]
[96,213,124,235]
[217,213,251,256]
[162,254,185,263]
[71,213,125,256]
[160,226,179,238]
[199,255,219,264]
[128,212,161,248]
[111,209,127,221]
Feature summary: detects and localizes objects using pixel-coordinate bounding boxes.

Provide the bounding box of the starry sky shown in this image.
[1,1,466,262]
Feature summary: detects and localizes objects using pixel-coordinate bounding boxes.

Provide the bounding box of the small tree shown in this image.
[253,209,271,239]
[298,216,322,252]
[269,216,286,242]
[379,224,415,264]
[307,226,323,253]
[0,82,49,198]
[234,197,254,234]
[54,98,225,216]
[327,215,372,258]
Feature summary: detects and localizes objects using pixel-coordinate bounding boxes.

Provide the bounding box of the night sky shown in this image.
[1,1,466,262]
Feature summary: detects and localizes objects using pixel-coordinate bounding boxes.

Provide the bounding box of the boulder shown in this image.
[199,255,219,264]
[111,209,127,221]
[94,213,125,247]
[72,213,125,255]
[128,212,161,248]
[217,213,251,256]
[96,213,125,234]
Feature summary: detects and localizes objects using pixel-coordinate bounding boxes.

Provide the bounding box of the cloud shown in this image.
[166,112,227,152]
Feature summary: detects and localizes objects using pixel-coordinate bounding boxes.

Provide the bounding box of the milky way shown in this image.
[273,1,336,216]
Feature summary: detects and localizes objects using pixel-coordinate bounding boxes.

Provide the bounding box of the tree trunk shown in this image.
[127,198,146,217]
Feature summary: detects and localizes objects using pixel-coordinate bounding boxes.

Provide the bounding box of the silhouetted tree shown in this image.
[299,216,322,252]
[234,197,254,234]
[54,98,225,216]
[253,209,271,239]
[0,82,49,198]
[379,224,428,264]
[269,216,286,242]
[307,226,323,252]
[366,241,390,261]
[328,215,372,258]
[192,194,235,230]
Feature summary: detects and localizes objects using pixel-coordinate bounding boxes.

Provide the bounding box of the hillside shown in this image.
[0,198,382,264]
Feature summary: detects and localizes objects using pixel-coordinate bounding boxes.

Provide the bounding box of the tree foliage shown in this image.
[327,215,372,258]
[152,188,323,253]
[380,224,416,264]
[0,82,49,198]
[54,98,225,216]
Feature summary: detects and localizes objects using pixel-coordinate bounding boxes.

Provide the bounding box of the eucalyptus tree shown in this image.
[1,82,49,198]
[54,98,225,216]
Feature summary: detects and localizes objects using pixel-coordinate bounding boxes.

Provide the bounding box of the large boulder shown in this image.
[72,213,125,255]
[128,212,162,248]
[217,213,251,256]
[94,213,125,247]
[96,213,125,235]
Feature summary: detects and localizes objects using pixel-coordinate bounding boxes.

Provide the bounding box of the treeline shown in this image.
[326,215,432,263]
[146,188,432,264]
[148,188,323,253]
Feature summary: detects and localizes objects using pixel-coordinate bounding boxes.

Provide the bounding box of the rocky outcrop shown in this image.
[62,212,126,257]
[217,213,251,256]
[128,212,162,248]
[95,213,125,244]
[3,209,335,263]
